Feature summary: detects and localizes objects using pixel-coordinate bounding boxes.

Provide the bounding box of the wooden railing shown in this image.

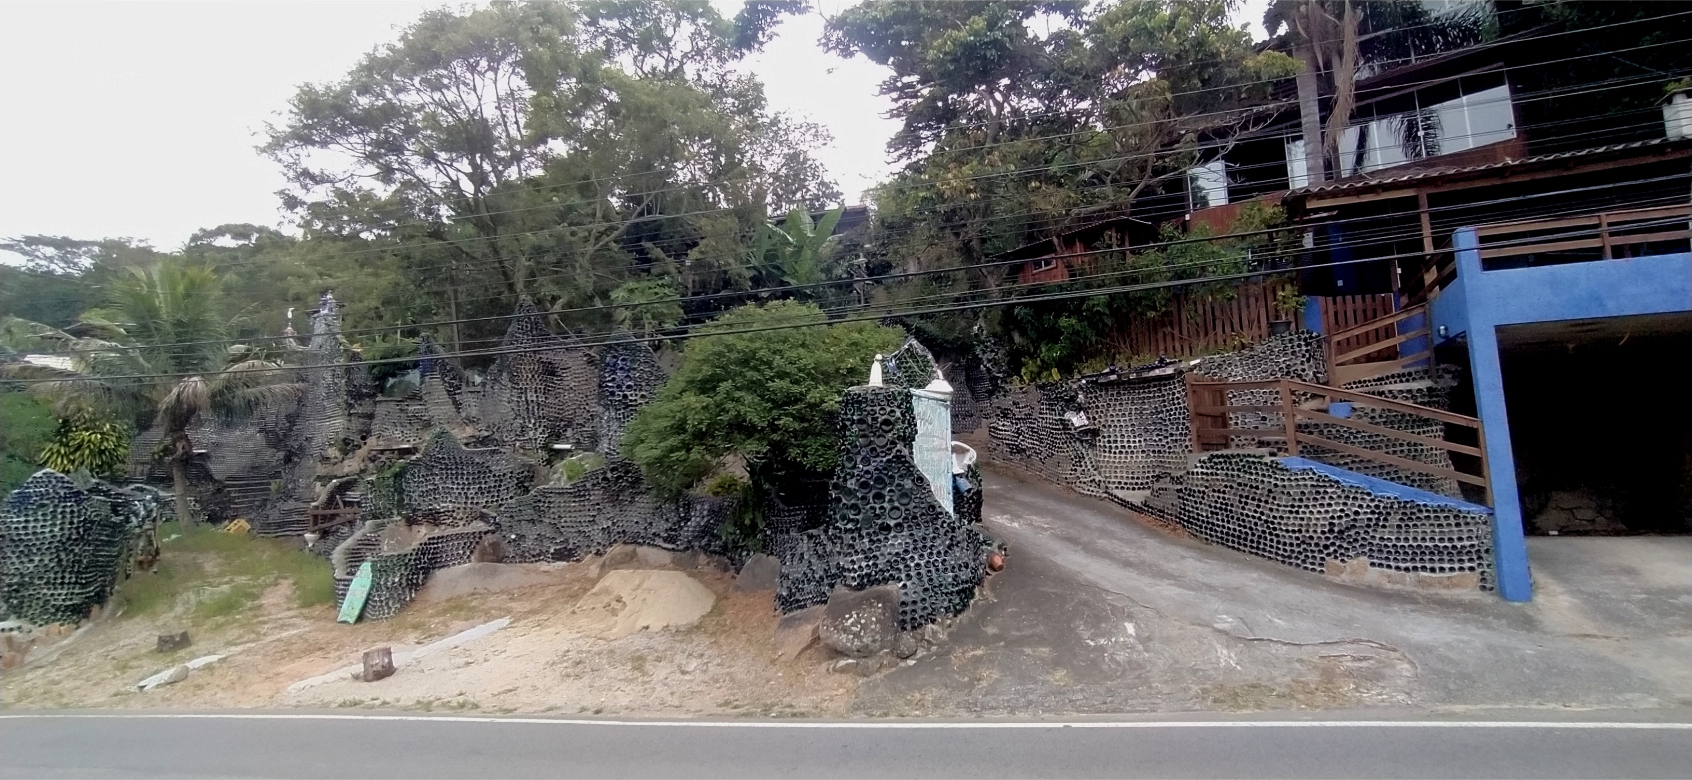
[1324,302,1431,386]
[1475,204,1692,265]
[1186,375,1490,505]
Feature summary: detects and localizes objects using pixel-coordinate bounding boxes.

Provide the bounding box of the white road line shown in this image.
[3,714,1692,729]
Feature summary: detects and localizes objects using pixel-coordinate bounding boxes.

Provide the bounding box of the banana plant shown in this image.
[2,262,302,522]
[748,206,845,294]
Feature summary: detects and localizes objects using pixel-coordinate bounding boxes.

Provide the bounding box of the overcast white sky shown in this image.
[0,1,1269,254]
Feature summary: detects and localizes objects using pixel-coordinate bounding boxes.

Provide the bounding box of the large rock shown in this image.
[818,584,900,658]
[773,605,823,661]
[733,553,780,593]
[573,570,716,639]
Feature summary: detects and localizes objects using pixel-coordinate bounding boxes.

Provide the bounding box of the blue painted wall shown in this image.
[1303,297,1324,333]
[1430,229,1692,601]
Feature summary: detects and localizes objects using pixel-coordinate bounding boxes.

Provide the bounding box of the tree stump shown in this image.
[156,631,191,653]
[361,647,395,682]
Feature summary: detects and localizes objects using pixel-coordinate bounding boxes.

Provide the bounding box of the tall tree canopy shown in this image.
[263,0,837,354]
[826,0,1294,369]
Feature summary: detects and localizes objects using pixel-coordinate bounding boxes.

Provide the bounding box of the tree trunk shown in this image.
[169,433,194,524]
[1295,40,1327,185]
[1321,0,1361,181]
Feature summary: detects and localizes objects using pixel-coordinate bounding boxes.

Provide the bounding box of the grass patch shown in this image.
[193,581,268,620]
[114,521,335,618]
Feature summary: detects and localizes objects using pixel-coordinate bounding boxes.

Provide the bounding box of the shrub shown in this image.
[622,301,905,496]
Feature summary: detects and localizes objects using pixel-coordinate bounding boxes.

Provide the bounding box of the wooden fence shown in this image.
[1105,280,1409,363]
[1106,279,1302,360]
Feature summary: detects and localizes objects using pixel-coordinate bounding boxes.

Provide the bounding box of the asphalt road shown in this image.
[4,712,1692,779]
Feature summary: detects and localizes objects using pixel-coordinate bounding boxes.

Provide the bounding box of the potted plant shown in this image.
[1271,285,1308,336]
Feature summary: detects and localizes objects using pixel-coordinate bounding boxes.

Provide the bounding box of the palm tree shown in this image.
[3,261,300,523]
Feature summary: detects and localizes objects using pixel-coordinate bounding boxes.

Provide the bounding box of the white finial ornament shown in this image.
[923,366,953,397]
[868,354,884,386]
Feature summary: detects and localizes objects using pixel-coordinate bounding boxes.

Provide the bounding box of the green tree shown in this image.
[829,0,1292,363]
[622,300,904,496]
[1263,0,1488,183]
[263,1,837,355]
[747,206,845,291]
[610,278,685,337]
[3,262,299,522]
[0,236,163,329]
[37,409,130,478]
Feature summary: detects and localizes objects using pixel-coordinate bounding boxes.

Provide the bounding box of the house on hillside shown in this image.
[995,16,1692,603]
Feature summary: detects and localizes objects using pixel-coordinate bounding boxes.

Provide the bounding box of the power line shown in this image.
[14,204,1688,387]
[19,165,1690,360]
[164,31,1692,273]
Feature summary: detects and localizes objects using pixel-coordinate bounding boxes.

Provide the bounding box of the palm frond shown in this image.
[155,376,211,433]
[205,359,304,425]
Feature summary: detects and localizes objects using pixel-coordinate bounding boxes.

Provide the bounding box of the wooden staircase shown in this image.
[1325,302,1432,386]
[1186,375,1490,505]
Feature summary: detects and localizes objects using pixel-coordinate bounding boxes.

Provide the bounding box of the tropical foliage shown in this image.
[2,262,299,521]
[38,409,130,478]
[622,301,904,496]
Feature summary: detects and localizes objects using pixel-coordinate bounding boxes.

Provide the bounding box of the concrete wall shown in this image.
[1430,229,1692,600]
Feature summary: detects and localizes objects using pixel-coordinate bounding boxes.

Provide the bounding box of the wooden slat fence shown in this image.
[1321,293,1398,357]
[1107,279,1302,360]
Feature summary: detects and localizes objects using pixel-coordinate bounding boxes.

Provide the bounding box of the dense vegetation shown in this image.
[5,0,1688,502]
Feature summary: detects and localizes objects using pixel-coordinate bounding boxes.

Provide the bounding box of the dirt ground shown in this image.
[0,557,855,717]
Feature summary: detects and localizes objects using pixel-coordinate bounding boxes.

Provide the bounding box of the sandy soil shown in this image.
[1,558,855,717]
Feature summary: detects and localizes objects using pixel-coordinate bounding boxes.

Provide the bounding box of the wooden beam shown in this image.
[1328,303,1427,342]
[1293,408,1485,458]
[1282,379,1483,428]
[1297,432,1489,487]
[1335,328,1430,365]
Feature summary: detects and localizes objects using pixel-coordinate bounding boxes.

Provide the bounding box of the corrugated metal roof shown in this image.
[1286,138,1684,199]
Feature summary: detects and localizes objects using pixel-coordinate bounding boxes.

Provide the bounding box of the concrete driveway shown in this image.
[859,466,1692,715]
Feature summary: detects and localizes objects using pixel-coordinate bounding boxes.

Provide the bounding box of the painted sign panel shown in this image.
[337,560,374,624]
[910,389,953,515]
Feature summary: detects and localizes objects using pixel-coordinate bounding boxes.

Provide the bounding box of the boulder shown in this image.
[733,553,780,593]
[633,546,674,568]
[818,584,900,658]
[892,631,920,659]
[773,605,823,661]
[471,534,507,563]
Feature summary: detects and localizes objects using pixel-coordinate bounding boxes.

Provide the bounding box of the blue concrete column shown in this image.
[1302,296,1324,333]
[1454,228,1532,601]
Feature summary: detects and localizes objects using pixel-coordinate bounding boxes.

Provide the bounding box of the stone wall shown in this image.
[1,470,160,626]
[777,385,996,630]
[1177,452,1494,590]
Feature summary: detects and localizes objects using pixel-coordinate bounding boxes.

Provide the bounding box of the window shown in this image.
[1286,138,1310,188]
[1434,83,1516,153]
[1188,159,1230,210]
[1031,258,1058,272]
[1333,78,1516,177]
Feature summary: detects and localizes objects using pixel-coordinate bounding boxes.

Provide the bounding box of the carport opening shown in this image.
[1496,313,1692,536]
